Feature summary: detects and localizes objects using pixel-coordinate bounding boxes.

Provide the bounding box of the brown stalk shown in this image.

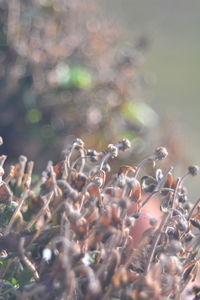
[26,191,54,230]
[19,237,39,281]
[144,212,171,275]
[4,188,29,235]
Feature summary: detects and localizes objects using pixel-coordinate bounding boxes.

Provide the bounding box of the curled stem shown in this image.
[134,155,155,178]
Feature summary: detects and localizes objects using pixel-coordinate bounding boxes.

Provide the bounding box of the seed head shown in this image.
[118,198,127,209]
[154,146,168,160]
[87,149,98,162]
[73,138,84,149]
[188,165,199,176]
[149,217,157,227]
[107,144,118,158]
[125,217,135,228]
[118,138,131,151]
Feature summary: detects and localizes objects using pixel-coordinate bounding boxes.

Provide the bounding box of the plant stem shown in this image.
[144,212,170,275]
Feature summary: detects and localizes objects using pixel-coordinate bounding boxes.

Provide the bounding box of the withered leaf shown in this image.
[88,183,100,198]
[71,172,87,191]
[53,160,65,179]
[118,165,136,176]
[162,172,173,195]
[129,178,141,202]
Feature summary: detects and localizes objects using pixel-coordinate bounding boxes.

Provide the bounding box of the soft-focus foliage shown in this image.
[0,0,156,168]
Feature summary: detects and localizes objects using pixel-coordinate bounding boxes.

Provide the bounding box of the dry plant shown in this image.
[0,136,200,300]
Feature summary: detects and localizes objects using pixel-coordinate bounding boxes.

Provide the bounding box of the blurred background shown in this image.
[0,0,199,197]
[101,0,200,160]
[101,0,200,198]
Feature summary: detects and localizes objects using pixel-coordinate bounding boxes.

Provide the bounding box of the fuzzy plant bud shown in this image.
[125,217,135,228]
[87,149,99,162]
[107,144,118,158]
[73,138,84,149]
[154,146,168,160]
[117,138,131,151]
[149,217,157,227]
[188,165,199,176]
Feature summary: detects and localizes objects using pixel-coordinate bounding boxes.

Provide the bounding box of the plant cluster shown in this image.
[0,136,200,300]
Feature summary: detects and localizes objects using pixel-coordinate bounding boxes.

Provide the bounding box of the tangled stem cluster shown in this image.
[0,137,200,300]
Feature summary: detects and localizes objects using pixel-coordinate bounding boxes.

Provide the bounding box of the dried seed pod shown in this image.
[149,217,157,227]
[68,211,81,223]
[118,198,127,209]
[117,138,131,151]
[178,194,187,204]
[188,165,199,176]
[86,149,99,162]
[107,144,119,158]
[125,217,136,228]
[132,212,141,219]
[183,202,193,211]
[184,232,194,243]
[154,146,168,160]
[166,227,179,240]
[72,138,84,149]
[190,218,200,230]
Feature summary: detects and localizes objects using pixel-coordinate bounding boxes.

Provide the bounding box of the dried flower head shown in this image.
[188,165,199,176]
[107,144,119,158]
[73,138,85,149]
[154,146,168,160]
[117,138,131,151]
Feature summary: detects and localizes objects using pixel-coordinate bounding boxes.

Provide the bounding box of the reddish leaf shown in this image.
[53,160,65,179]
[118,165,136,176]
[129,178,141,202]
[163,172,173,195]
